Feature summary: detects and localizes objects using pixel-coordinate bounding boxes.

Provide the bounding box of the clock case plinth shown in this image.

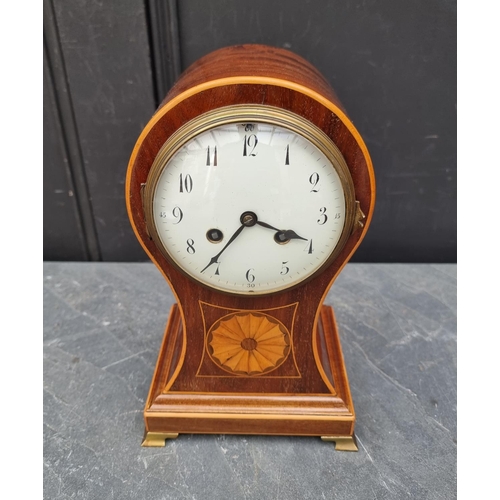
[126,44,375,450]
[142,303,356,451]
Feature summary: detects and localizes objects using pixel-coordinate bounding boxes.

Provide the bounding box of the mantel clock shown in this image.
[126,44,375,451]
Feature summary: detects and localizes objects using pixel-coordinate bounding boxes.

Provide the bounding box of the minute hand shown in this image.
[255,220,308,241]
[200,224,246,273]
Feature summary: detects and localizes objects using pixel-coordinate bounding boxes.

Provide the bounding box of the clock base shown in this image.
[142,304,357,451]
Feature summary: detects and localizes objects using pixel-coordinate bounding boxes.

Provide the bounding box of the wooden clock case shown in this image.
[125,44,375,451]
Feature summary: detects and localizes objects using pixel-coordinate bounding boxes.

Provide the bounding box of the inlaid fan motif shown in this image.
[207,312,291,375]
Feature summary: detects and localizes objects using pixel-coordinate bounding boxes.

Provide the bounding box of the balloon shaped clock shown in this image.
[126,45,375,451]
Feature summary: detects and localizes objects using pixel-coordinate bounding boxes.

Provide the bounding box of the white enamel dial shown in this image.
[150,120,348,295]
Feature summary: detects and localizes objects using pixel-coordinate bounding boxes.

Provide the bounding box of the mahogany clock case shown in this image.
[126,45,375,449]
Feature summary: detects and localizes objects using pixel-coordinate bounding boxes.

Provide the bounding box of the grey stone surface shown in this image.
[43,262,456,500]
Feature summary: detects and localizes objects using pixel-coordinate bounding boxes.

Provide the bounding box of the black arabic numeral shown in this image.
[206,146,217,166]
[186,238,195,254]
[245,268,255,283]
[309,172,319,192]
[317,207,328,225]
[243,134,258,156]
[280,261,290,275]
[179,173,193,193]
[172,206,183,224]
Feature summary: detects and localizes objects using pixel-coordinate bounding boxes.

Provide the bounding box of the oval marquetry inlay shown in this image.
[207,312,291,376]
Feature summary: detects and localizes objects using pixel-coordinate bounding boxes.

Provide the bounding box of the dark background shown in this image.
[43,0,457,263]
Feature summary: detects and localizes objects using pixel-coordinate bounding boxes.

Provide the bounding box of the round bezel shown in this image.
[143,104,357,296]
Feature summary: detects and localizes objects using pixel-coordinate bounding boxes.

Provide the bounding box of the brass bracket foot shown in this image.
[142,431,179,447]
[321,435,358,451]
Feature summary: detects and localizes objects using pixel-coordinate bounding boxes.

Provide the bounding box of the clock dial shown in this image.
[149,120,349,295]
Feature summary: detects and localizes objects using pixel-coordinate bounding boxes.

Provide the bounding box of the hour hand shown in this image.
[281,230,308,241]
[256,220,307,242]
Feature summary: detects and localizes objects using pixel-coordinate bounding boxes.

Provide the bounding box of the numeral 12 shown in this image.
[243,135,258,156]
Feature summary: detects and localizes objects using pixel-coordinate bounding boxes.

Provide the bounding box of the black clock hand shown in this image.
[281,229,308,241]
[255,220,281,232]
[256,220,308,241]
[200,224,245,273]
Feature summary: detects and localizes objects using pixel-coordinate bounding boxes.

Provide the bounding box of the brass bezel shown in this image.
[143,104,357,296]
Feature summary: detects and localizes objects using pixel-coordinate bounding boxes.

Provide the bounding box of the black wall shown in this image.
[43,0,457,263]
